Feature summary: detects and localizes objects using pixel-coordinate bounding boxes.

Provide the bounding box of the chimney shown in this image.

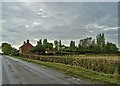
[27,39,29,43]
[24,41,26,44]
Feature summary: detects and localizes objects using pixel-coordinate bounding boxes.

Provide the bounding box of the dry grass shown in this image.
[19,53,118,74]
[75,56,118,61]
[41,54,118,61]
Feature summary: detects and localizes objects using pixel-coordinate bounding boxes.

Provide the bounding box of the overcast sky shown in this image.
[1,2,119,49]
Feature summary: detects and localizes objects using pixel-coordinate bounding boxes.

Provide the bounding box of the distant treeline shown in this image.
[1,33,119,55]
[31,33,119,55]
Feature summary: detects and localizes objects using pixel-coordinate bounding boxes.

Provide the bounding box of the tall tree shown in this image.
[96,33,105,53]
[96,33,105,47]
[59,40,62,47]
[2,43,13,55]
[58,40,62,51]
[70,40,75,51]
[37,39,42,45]
[54,40,59,51]
[43,39,47,45]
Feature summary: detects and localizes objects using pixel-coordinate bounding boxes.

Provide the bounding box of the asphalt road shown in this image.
[0,55,2,86]
[2,55,90,84]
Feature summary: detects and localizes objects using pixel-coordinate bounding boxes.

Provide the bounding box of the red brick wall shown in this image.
[19,43,34,54]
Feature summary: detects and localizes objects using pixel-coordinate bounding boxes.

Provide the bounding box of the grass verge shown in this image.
[12,56,120,84]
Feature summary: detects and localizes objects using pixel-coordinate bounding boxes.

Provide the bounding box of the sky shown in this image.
[0,1,119,49]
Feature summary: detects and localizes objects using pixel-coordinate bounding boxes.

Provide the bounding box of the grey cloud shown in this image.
[2,2,118,48]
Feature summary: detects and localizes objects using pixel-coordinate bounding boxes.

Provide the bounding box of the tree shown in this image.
[31,39,53,54]
[54,40,59,51]
[96,33,105,48]
[58,40,62,51]
[70,40,76,51]
[11,48,18,56]
[31,44,45,54]
[43,39,47,45]
[45,43,53,50]
[59,40,62,47]
[96,33,106,53]
[37,39,42,45]
[105,42,118,53]
[30,33,119,54]
[1,43,8,48]
[2,43,13,55]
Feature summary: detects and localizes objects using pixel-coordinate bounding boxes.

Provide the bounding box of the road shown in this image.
[0,55,2,86]
[2,55,90,84]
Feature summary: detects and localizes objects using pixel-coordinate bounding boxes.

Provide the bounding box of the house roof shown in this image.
[45,48,52,51]
[19,42,34,48]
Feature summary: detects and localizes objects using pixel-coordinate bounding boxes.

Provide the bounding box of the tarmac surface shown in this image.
[2,55,90,84]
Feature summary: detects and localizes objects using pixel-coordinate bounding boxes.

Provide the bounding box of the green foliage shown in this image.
[43,39,47,45]
[30,33,118,55]
[59,40,62,47]
[77,33,118,54]
[11,48,19,56]
[70,40,76,51]
[54,40,59,51]
[37,39,42,45]
[96,33,105,48]
[31,39,53,54]
[1,43,19,56]
[45,43,53,50]
[31,44,45,54]
[105,42,118,53]
[1,43,8,48]
[2,43,13,55]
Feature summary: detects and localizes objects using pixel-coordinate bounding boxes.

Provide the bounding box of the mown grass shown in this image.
[13,56,120,85]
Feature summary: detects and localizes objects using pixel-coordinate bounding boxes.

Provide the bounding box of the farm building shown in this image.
[19,40,34,54]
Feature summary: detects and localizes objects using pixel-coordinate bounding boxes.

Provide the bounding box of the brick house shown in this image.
[45,48,52,54]
[19,40,34,54]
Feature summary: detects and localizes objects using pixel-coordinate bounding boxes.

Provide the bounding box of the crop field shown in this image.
[19,54,119,75]
[14,54,120,84]
[41,55,118,60]
[71,55,118,61]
